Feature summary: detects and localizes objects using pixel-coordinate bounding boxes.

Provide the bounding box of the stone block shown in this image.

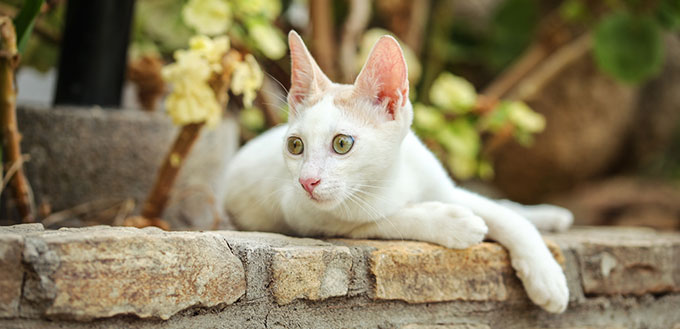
[218,230,351,303]
[366,240,523,303]
[548,227,680,295]
[0,233,24,318]
[21,226,245,320]
[270,245,353,305]
[0,223,44,234]
[402,324,491,329]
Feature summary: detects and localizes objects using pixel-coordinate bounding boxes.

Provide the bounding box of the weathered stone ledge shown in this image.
[1,224,679,329]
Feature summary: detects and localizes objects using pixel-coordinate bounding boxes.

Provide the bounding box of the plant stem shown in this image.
[0,16,34,222]
[140,122,204,222]
[136,50,239,229]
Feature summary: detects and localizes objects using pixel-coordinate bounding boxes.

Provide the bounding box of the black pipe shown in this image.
[54,0,136,108]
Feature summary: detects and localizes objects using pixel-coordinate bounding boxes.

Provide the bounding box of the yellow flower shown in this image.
[249,23,287,59]
[189,35,230,70]
[231,54,264,107]
[430,72,477,114]
[161,37,227,127]
[163,50,212,83]
[164,80,221,127]
[182,0,232,35]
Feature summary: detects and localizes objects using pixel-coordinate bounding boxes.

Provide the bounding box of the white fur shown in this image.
[223,32,571,313]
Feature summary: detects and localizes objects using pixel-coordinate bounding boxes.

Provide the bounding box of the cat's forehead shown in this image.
[292,83,380,127]
[295,95,344,131]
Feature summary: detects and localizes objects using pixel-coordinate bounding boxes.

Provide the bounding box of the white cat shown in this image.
[223,31,572,313]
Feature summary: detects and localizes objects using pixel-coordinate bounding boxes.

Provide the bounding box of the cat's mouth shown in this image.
[304,190,337,206]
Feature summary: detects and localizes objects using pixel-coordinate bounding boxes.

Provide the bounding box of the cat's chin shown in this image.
[304,194,343,210]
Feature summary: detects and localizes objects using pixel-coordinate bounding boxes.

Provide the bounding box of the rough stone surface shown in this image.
[547,227,680,295]
[12,105,239,230]
[0,225,679,328]
[402,324,491,329]
[19,226,245,320]
[0,223,45,234]
[0,233,24,317]
[270,244,352,304]
[222,231,354,305]
[364,241,522,303]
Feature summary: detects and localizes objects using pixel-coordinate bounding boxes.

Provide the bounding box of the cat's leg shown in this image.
[496,199,573,232]
[445,188,569,313]
[347,201,488,249]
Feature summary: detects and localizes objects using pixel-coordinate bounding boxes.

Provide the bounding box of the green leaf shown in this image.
[656,0,680,30]
[13,0,44,54]
[477,158,494,180]
[485,0,538,70]
[593,12,664,83]
[559,0,589,23]
[429,72,477,114]
[507,101,545,133]
[413,103,446,135]
[436,118,481,179]
[479,102,511,132]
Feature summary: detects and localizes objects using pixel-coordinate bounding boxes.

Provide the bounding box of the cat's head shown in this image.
[282,30,412,210]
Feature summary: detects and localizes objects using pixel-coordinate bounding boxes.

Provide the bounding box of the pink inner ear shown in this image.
[287,31,331,112]
[355,36,409,120]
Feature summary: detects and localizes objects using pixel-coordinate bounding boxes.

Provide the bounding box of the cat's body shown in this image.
[223,31,571,313]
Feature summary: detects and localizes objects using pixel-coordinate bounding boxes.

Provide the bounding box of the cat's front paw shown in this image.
[529,204,573,232]
[512,253,569,313]
[419,202,488,249]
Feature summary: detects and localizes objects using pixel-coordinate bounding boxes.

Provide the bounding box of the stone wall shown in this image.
[0,224,679,329]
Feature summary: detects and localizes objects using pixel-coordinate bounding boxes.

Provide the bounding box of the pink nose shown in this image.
[299,177,321,195]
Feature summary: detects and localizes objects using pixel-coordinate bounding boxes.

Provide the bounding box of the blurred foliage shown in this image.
[5,0,63,72]
[413,72,545,180]
[562,0,680,83]
[593,12,662,83]
[6,0,680,183]
[132,0,286,61]
[421,0,539,90]
[162,35,232,127]
[12,0,44,53]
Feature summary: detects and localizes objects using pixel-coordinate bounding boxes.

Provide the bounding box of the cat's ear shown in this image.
[354,36,409,120]
[287,30,332,115]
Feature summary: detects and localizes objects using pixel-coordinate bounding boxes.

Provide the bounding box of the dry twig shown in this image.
[127,55,165,111]
[0,16,34,222]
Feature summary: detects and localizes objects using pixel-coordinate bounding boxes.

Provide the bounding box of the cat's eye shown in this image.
[287,136,304,155]
[332,134,354,154]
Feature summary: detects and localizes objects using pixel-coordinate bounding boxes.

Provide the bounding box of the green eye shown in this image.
[287,136,304,155]
[332,134,354,154]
